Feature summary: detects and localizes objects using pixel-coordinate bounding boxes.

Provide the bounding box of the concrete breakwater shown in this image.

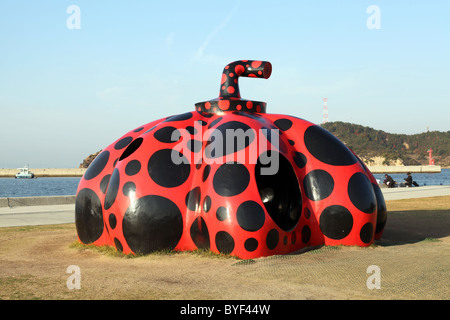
[0,195,76,208]
[0,165,441,177]
[0,168,86,178]
[367,165,441,174]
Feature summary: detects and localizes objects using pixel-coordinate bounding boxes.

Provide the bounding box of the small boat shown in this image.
[15,165,35,179]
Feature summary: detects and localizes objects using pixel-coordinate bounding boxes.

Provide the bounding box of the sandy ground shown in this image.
[0,196,449,300]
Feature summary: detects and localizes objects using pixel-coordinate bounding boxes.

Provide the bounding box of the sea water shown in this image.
[372,168,450,187]
[0,169,449,198]
[0,177,81,198]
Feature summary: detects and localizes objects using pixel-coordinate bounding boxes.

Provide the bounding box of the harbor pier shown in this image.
[367,165,441,174]
[0,168,86,178]
[0,165,442,178]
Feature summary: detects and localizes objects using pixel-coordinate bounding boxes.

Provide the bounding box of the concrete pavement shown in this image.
[381,185,450,201]
[0,186,449,228]
[0,204,75,227]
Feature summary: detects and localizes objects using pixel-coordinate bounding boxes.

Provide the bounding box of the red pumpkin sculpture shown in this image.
[75,60,387,259]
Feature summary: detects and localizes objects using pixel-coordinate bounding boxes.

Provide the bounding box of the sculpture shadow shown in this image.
[376,209,450,246]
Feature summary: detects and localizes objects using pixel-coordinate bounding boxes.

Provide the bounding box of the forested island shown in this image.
[321,122,450,167]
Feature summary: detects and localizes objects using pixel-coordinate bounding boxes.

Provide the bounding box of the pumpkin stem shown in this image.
[219,60,272,100]
[195,60,272,114]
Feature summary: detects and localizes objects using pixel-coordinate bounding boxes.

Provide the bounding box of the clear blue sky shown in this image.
[0,0,449,168]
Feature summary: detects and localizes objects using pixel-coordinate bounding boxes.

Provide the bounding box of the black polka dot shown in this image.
[75,188,104,244]
[108,213,117,229]
[244,238,258,252]
[185,187,201,212]
[190,217,210,250]
[122,181,136,197]
[203,195,211,213]
[303,170,334,201]
[274,118,293,131]
[360,223,374,244]
[122,195,183,254]
[266,229,279,250]
[207,117,223,128]
[187,139,202,153]
[114,238,123,252]
[234,111,263,120]
[134,127,144,132]
[304,125,357,166]
[100,174,111,194]
[319,205,353,240]
[301,225,311,244]
[119,137,143,161]
[291,231,297,245]
[348,172,376,214]
[165,112,193,122]
[372,183,387,234]
[104,168,120,210]
[236,201,265,232]
[114,136,133,150]
[205,121,255,159]
[255,151,301,232]
[202,165,211,182]
[277,138,288,155]
[216,206,229,221]
[215,231,235,254]
[148,149,191,188]
[144,126,157,134]
[125,160,141,176]
[197,120,208,126]
[304,207,311,219]
[186,126,197,135]
[84,151,109,181]
[196,160,203,170]
[293,152,307,168]
[213,162,250,197]
[198,111,213,118]
[260,126,281,147]
[154,126,181,143]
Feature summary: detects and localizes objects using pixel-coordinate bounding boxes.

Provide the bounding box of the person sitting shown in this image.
[404,172,413,187]
[404,172,419,187]
[383,174,395,188]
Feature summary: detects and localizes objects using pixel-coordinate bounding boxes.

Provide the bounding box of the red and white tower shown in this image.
[428,148,435,165]
[322,98,328,124]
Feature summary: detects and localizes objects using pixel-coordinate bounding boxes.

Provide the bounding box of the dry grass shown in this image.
[386,196,450,211]
[0,196,449,300]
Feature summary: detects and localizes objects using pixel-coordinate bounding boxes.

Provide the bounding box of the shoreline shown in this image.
[367,165,441,173]
[0,165,447,178]
[0,168,86,178]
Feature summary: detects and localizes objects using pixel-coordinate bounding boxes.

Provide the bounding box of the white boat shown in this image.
[15,165,35,179]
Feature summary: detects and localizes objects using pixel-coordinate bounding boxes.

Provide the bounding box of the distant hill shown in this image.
[321,121,450,167]
[79,150,101,168]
